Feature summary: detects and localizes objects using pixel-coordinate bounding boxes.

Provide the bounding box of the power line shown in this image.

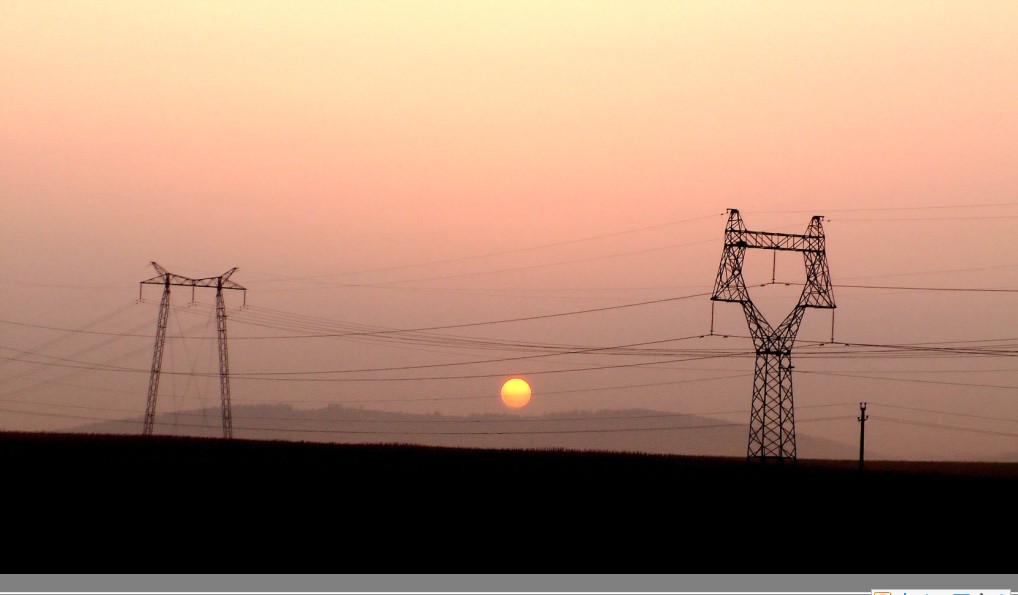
[0,318,151,386]
[0,301,137,369]
[0,318,222,403]
[783,336,1018,357]
[229,305,687,353]
[231,350,751,382]
[0,308,221,340]
[9,334,1018,383]
[0,348,750,382]
[253,283,645,301]
[0,290,713,340]
[0,279,134,291]
[229,334,711,376]
[250,373,752,404]
[836,284,1018,293]
[871,415,1018,439]
[753,202,1018,214]
[835,262,1018,282]
[4,284,1016,347]
[796,365,1018,374]
[761,280,1018,294]
[249,213,725,282]
[832,215,1018,222]
[362,237,721,286]
[9,329,1018,382]
[790,334,1018,350]
[866,402,1018,424]
[798,370,1018,391]
[236,205,1018,288]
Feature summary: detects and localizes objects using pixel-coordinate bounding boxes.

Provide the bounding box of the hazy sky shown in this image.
[2,0,1018,460]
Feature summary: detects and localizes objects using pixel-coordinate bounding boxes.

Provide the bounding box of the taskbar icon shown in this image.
[873,589,1010,595]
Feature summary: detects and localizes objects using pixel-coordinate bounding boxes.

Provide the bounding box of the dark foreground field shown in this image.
[2,431,1014,571]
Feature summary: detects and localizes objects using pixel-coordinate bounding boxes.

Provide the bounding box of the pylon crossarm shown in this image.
[140,274,246,291]
[140,272,194,286]
[139,263,246,291]
[188,276,246,290]
[728,229,823,253]
[728,223,830,250]
[720,210,826,253]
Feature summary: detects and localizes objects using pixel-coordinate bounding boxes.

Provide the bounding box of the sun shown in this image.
[500,377,532,409]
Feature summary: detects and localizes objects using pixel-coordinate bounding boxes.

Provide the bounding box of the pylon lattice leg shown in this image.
[741,302,803,460]
[143,282,171,436]
[747,352,796,459]
[216,286,233,439]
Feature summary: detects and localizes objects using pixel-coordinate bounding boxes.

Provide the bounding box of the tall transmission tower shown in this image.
[139,262,246,438]
[710,209,835,461]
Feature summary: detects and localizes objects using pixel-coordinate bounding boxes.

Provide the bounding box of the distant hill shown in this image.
[987,450,1018,462]
[72,404,869,460]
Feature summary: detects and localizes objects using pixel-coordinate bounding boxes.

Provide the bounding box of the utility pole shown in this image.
[710,209,836,461]
[139,262,246,438]
[858,402,868,472]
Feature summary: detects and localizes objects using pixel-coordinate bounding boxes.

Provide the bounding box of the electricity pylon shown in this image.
[139,262,246,438]
[710,209,835,461]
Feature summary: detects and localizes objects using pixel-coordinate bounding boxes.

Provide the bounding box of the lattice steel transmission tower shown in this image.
[139,262,246,438]
[710,209,835,461]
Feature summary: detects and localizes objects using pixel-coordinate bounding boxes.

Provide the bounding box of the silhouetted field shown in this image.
[2,431,1012,571]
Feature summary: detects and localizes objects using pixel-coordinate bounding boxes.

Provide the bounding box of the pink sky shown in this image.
[2,1,1018,459]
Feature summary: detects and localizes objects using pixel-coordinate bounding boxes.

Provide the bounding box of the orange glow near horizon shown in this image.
[500,378,532,409]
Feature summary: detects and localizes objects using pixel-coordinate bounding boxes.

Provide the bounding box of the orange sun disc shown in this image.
[500,377,532,409]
